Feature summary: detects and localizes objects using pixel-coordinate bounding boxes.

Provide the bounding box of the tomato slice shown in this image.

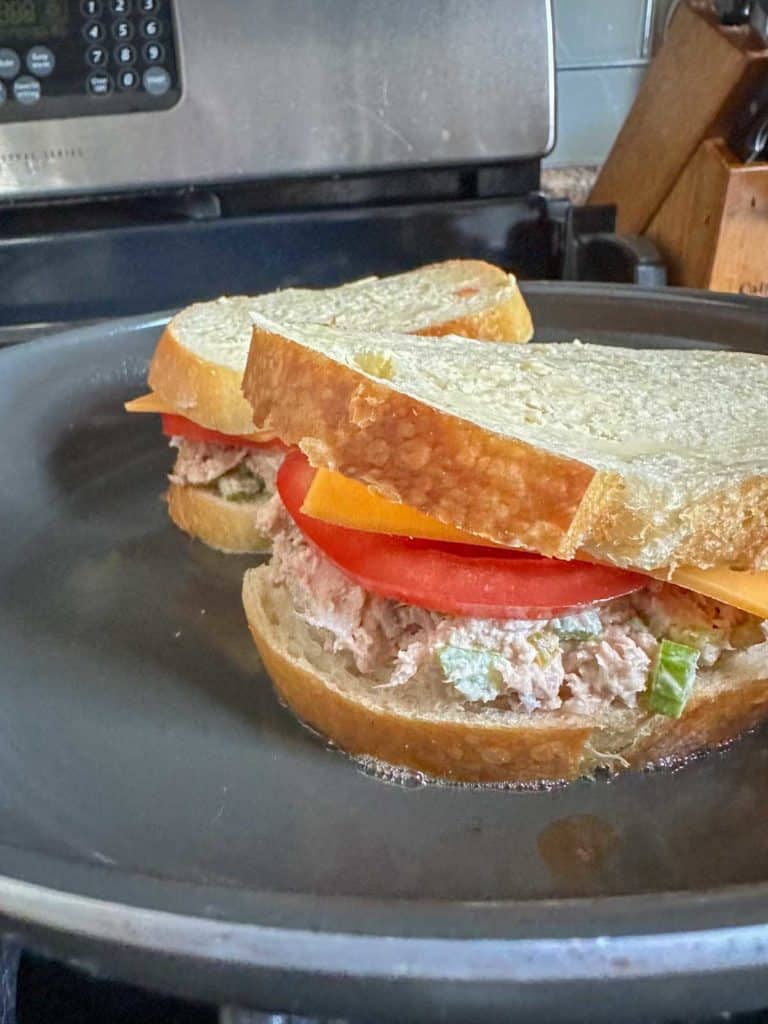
[161,413,287,451]
[277,450,646,619]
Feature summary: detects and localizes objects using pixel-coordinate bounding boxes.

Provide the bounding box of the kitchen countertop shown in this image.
[541,165,599,206]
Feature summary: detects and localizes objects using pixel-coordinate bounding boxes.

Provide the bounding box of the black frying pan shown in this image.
[0,284,767,1022]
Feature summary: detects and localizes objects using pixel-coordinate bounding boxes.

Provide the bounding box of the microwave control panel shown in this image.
[0,0,180,122]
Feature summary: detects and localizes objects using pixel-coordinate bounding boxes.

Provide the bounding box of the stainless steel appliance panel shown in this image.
[0,0,554,200]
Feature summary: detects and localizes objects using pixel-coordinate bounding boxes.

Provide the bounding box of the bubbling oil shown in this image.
[350,737,741,789]
[291,708,564,790]
[351,752,570,792]
[288,692,741,791]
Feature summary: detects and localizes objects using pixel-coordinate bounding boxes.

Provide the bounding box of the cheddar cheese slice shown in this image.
[302,467,502,549]
[124,393,274,442]
[124,392,177,414]
[302,467,768,618]
[665,565,767,620]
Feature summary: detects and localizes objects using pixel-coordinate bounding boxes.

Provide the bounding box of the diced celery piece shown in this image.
[436,645,506,703]
[529,630,559,666]
[550,610,603,641]
[646,639,700,719]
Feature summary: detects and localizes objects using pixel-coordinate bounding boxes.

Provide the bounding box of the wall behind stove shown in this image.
[545,0,677,168]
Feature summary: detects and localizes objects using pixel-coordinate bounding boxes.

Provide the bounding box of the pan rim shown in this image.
[3,856,768,981]
[1,283,767,983]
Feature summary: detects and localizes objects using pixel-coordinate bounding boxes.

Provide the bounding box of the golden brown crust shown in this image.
[147,269,532,439]
[243,569,768,783]
[256,638,591,783]
[578,472,768,572]
[148,327,257,436]
[620,675,768,767]
[244,572,592,783]
[417,290,534,345]
[166,483,270,554]
[243,325,768,571]
[244,328,596,557]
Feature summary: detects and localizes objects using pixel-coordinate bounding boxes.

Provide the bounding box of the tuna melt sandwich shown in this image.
[125,261,532,553]
[240,318,768,784]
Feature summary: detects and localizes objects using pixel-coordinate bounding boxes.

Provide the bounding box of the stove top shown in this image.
[7,950,768,1024]
[0,167,664,336]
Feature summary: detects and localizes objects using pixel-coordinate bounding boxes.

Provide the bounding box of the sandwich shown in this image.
[239,319,768,784]
[125,261,533,553]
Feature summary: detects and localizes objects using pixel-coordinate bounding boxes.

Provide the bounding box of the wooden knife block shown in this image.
[589,0,768,234]
[646,138,768,294]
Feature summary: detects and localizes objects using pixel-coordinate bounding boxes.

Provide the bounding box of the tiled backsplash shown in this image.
[545,0,677,166]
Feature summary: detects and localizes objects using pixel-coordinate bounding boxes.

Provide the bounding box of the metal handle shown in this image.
[576,231,668,287]
[557,204,667,287]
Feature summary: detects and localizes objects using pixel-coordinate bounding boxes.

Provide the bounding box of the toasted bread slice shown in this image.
[242,568,768,783]
[243,322,768,573]
[167,484,270,554]
[147,261,532,436]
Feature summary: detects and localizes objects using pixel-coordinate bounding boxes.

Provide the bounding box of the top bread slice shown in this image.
[243,319,768,574]
[146,260,533,436]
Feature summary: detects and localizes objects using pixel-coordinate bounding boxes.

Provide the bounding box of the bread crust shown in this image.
[167,483,270,554]
[421,288,533,348]
[244,328,596,556]
[243,570,592,782]
[242,326,768,571]
[620,675,768,767]
[149,327,257,436]
[576,471,768,572]
[147,261,532,439]
[243,568,768,783]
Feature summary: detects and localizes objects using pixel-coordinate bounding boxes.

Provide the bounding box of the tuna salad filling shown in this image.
[168,438,282,503]
[260,496,767,716]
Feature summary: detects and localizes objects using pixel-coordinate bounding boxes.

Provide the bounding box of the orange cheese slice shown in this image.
[302,467,503,549]
[124,392,177,414]
[663,565,768,619]
[124,392,275,443]
[302,467,768,617]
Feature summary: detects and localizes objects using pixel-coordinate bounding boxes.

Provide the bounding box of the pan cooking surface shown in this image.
[0,285,767,936]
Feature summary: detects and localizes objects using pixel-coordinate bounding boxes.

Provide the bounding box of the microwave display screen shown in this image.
[0,0,68,39]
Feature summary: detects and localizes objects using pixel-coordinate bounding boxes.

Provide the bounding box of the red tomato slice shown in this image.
[161,413,287,451]
[277,450,646,619]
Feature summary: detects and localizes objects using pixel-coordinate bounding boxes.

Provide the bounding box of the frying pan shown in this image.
[0,283,767,1022]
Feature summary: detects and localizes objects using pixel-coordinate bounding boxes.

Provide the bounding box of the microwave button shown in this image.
[118,67,138,90]
[141,18,161,38]
[26,46,55,78]
[13,75,41,105]
[0,49,20,80]
[142,41,163,63]
[142,65,169,96]
[86,44,107,67]
[110,0,131,12]
[83,21,105,42]
[138,0,158,10]
[81,0,102,15]
[112,19,133,40]
[114,43,135,65]
[87,70,112,96]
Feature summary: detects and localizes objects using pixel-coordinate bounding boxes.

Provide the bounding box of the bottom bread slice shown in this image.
[243,566,768,783]
[167,483,271,554]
